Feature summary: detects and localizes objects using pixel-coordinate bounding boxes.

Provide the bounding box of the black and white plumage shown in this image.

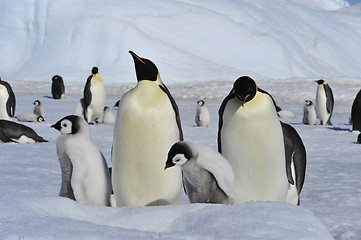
[113,100,120,109]
[351,89,361,132]
[33,100,44,117]
[281,122,306,205]
[165,141,235,204]
[16,113,44,123]
[303,100,317,125]
[51,75,65,99]
[357,133,361,144]
[51,115,111,206]
[315,79,334,125]
[83,67,106,123]
[102,106,115,125]
[0,120,47,143]
[195,100,210,127]
[0,78,16,120]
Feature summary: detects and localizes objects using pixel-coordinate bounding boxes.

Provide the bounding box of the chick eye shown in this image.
[63,123,67,127]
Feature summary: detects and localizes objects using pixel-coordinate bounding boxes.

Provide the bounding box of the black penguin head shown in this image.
[315,79,325,85]
[165,141,193,170]
[197,100,205,106]
[92,67,99,75]
[305,100,313,106]
[52,75,62,82]
[129,51,159,82]
[233,76,257,107]
[37,116,45,122]
[33,100,41,106]
[51,115,82,135]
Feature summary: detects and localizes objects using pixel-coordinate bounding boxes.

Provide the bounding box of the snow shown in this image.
[1,0,361,239]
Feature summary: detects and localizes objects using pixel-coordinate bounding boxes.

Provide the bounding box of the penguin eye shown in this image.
[63,123,67,128]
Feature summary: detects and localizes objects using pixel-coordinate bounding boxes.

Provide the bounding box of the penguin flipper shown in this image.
[1,80,16,117]
[59,153,76,200]
[324,84,334,126]
[281,122,295,185]
[159,84,183,141]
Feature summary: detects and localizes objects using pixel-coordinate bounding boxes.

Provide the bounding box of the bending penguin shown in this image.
[0,78,16,120]
[315,79,334,125]
[112,51,183,207]
[195,100,210,127]
[83,67,106,123]
[165,141,235,204]
[351,89,361,132]
[303,100,317,125]
[51,75,65,99]
[218,76,288,204]
[51,115,111,206]
[0,120,47,143]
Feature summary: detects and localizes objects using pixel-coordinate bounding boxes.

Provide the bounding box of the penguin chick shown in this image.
[33,100,44,117]
[165,141,235,204]
[303,100,317,125]
[73,98,86,117]
[51,75,65,99]
[102,106,115,125]
[195,100,210,127]
[51,115,111,206]
[16,113,44,122]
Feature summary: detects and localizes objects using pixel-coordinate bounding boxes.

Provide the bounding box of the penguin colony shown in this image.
[2,51,360,208]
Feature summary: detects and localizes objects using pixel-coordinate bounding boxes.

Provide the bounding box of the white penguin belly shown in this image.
[316,87,329,125]
[286,160,299,205]
[112,81,182,207]
[87,79,106,122]
[0,86,10,120]
[221,93,288,204]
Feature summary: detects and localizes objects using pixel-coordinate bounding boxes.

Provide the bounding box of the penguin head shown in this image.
[51,115,89,137]
[91,67,99,75]
[33,100,41,106]
[37,116,45,122]
[129,51,159,82]
[197,100,205,106]
[165,141,193,170]
[233,76,257,107]
[305,100,313,106]
[52,75,62,82]
[315,79,325,85]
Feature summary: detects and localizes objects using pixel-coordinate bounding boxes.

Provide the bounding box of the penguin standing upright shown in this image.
[218,76,288,204]
[303,100,317,125]
[51,115,111,206]
[315,79,334,125]
[112,51,183,207]
[195,100,210,127]
[165,141,235,204]
[51,75,65,99]
[0,78,16,120]
[83,67,106,123]
[351,89,361,132]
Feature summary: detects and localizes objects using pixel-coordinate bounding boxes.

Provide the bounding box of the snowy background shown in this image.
[1,0,361,239]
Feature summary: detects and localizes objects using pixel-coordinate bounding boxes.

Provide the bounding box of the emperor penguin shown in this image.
[33,100,44,117]
[315,79,334,125]
[83,67,106,123]
[195,100,210,127]
[303,100,317,125]
[102,106,115,125]
[165,141,235,204]
[51,115,111,206]
[0,120,47,143]
[218,76,288,204]
[16,113,44,123]
[51,75,65,99]
[351,89,361,132]
[0,78,16,120]
[281,122,306,205]
[111,51,183,207]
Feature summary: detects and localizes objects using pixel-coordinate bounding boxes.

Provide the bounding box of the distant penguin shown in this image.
[281,122,306,205]
[51,75,65,99]
[102,106,115,125]
[195,100,210,127]
[165,141,235,204]
[218,76,288,204]
[16,113,44,123]
[51,115,111,206]
[83,67,106,123]
[33,100,44,117]
[351,89,361,132]
[315,79,334,125]
[112,51,183,207]
[303,100,317,125]
[0,120,47,143]
[0,78,16,120]
[73,98,86,117]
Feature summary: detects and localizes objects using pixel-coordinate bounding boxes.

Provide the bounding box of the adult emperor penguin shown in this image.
[315,79,334,125]
[165,141,235,204]
[0,120,47,143]
[351,89,361,132]
[218,76,288,204]
[51,75,65,99]
[281,122,306,205]
[83,67,106,123]
[195,100,210,127]
[33,100,44,117]
[303,100,317,125]
[0,78,16,120]
[51,115,111,206]
[112,51,183,207]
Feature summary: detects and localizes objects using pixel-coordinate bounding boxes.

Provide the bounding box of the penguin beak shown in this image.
[237,94,250,107]
[129,51,145,64]
[50,122,61,131]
